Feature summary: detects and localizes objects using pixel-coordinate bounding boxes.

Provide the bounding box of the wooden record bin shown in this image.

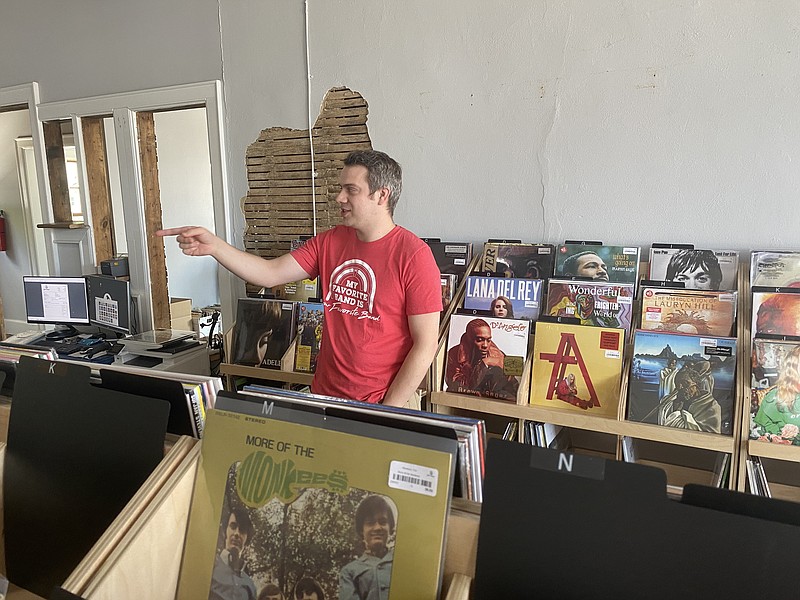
[429,258,748,493]
[1,434,476,600]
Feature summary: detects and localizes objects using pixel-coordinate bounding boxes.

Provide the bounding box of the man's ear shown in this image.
[374,186,391,206]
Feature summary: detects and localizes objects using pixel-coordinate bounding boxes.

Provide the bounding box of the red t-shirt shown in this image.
[291,225,442,403]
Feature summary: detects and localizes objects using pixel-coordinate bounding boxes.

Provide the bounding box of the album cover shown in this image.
[441,273,459,315]
[444,313,531,401]
[425,240,473,277]
[750,250,800,288]
[554,244,641,285]
[627,330,737,435]
[176,408,456,600]
[231,298,297,369]
[294,301,324,373]
[480,243,555,280]
[639,288,737,337]
[463,275,543,321]
[750,338,800,446]
[530,321,624,417]
[545,279,634,331]
[648,248,739,291]
[751,288,800,338]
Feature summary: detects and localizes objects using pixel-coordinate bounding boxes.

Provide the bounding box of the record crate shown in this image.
[1,436,477,600]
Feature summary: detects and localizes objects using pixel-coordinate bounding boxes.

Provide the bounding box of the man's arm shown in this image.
[157,226,309,288]
[382,312,440,408]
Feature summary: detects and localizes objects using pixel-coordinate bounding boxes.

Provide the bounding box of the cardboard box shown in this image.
[169,297,193,332]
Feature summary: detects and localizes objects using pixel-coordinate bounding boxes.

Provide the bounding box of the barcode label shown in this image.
[388,460,438,496]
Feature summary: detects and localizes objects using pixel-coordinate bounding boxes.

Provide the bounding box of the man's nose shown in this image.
[335,189,347,204]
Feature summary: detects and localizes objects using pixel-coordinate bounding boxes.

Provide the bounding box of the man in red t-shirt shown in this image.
[157,150,442,406]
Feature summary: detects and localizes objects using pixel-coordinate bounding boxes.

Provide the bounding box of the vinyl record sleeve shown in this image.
[750,250,800,287]
[232,298,297,368]
[546,279,634,331]
[444,314,530,401]
[749,338,800,446]
[627,330,737,435]
[176,408,455,600]
[530,321,624,417]
[639,288,737,337]
[294,301,324,373]
[554,244,641,285]
[463,275,543,321]
[425,240,473,277]
[751,289,800,338]
[480,243,555,280]
[648,247,739,291]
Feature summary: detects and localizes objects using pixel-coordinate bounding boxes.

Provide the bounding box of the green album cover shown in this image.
[177,408,455,600]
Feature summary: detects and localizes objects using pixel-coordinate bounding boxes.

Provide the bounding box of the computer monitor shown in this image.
[86,274,132,335]
[23,276,90,337]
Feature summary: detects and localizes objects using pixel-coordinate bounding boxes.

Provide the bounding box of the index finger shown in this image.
[156,226,196,237]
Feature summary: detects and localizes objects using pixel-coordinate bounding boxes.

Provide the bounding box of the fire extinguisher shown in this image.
[0,210,6,252]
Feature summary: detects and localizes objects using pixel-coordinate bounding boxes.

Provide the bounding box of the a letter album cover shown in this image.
[554,244,641,285]
[294,301,324,373]
[440,273,458,316]
[750,250,800,288]
[463,275,543,322]
[176,408,456,600]
[639,288,737,337]
[750,338,800,446]
[444,313,531,401]
[627,330,737,435]
[480,243,555,281]
[545,279,634,331]
[530,321,624,417]
[232,298,297,369]
[648,248,739,291]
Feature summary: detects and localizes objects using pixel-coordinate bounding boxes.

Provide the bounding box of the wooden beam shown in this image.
[137,111,170,330]
[42,120,73,223]
[82,117,116,263]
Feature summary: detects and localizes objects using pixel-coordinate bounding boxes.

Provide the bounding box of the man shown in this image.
[664,249,723,290]
[339,495,395,600]
[562,251,609,281]
[444,318,519,400]
[209,507,257,600]
[293,578,325,600]
[158,151,441,406]
[258,583,284,600]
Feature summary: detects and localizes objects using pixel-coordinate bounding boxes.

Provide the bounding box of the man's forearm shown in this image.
[212,242,306,289]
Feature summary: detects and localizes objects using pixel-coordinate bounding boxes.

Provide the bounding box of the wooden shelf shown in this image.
[430,391,736,453]
[219,362,314,387]
[36,222,87,229]
[747,439,800,462]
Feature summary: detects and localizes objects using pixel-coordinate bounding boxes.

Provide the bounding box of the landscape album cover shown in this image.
[553,244,641,285]
[177,409,455,600]
[545,279,634,331]
[639,288,737,337]
[463,275,543,322]
[627,330,737,435]
[444,313,530,401]
[530,321,624,418]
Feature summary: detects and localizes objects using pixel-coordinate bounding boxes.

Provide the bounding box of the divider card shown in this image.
[176,408,456,600]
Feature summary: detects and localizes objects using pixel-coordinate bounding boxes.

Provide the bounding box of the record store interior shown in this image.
[1,2,800,599]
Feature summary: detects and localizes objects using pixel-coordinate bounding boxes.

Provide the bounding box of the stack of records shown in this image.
[648,247,738,291]
[639,287,737,337]
[231,298,297,369]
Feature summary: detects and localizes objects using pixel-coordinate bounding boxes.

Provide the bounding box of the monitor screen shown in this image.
[23,276,90,325]
[86,274,132,334]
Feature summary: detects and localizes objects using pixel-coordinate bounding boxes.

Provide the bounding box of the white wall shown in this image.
[0,110,33,331]
[219,0,800,251]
